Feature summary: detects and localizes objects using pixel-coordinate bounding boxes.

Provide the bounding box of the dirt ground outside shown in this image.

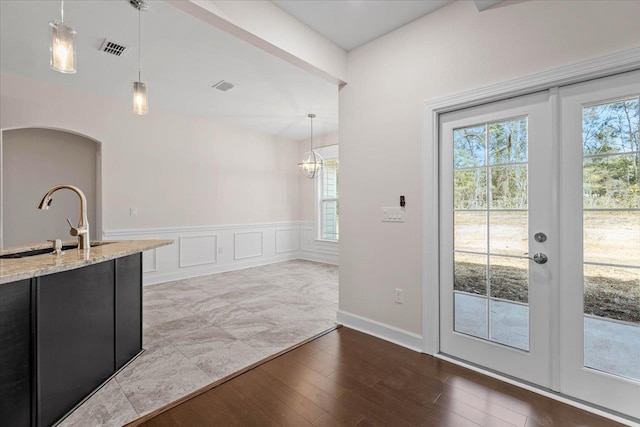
[453,211,640,323]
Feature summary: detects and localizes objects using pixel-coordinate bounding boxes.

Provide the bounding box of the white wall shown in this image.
[1,73,300,236]
[2,128,97,247]
[339,0,640,337]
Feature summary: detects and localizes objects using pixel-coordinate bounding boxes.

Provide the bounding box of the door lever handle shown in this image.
[524,252,548,264]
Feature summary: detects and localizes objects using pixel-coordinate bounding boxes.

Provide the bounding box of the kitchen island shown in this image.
[0,239,172,427]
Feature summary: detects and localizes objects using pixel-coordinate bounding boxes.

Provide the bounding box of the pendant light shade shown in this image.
[298,150,324,179]
[132,81,148,115]
[131,0,148,115]
[298,114,324,179]
[49,1,76,74]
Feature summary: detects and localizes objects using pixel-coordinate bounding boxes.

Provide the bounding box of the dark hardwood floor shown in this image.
[133,327,624,427]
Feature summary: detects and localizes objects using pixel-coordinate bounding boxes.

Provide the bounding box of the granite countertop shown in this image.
[0,240,173,284]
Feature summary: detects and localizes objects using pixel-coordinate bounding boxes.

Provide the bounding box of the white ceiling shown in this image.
[272,0,453,51]
[0,1,338,140]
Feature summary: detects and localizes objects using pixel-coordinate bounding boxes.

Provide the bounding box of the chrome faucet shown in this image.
[37,185,90,249]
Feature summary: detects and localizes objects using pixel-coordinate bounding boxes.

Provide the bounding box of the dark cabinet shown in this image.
[0,252,143,427]
[115,255,142,370]
[37,261,115,427]
[0,279,32,426]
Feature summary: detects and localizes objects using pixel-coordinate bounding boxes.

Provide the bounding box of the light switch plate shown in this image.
[382,207,404,222]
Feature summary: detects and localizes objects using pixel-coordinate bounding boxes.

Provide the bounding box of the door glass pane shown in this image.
[454,253,487,296]
[455,293,487,340]
[454,239,488,341]
[582,97,640,381]
[454,125,486,168]
[583,98,639,156]
[583,154,640,209]
[489,117,528,165]
[490,165,528,209]
[490,299,529,351]
[454,169,487,209]
[489,256,529,351]
[584,265,640,381]
[453,118,530,350]
[489,256,529,303]
[489,211,528,255]
[584,211,640,265]
[455,211,487,252]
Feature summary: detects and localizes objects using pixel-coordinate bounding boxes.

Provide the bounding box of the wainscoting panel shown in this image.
[300,227,314,252]
[316,240,339,257]
[142,249,157,273]
[179,235,218,268]
[234,231,263,260]
[103,221,335,286]
[275,228,299,253]
[299,222,338,265]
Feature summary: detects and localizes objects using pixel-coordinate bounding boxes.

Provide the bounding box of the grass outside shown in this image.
[454,261,640,323]
[454,211,640,324]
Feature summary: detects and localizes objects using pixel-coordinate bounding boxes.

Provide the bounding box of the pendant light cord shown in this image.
[138,5,141,82]
[310,116,314,151]
[60,0,64,22]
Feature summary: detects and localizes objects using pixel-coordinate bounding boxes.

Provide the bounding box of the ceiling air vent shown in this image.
[212,80,235,92]
[99,39,129,57]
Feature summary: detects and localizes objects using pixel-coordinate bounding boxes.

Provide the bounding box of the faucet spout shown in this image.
[37,185,90,249]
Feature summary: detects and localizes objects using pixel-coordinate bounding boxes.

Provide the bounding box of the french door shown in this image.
[439,91,554,387]
[439,71,640,419]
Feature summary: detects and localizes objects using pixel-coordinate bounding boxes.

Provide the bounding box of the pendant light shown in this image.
[49,0,77,74]
[131,0,149,115]
[298,113,324,179]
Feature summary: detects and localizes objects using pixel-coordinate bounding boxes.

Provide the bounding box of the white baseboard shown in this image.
[103,221,338,286]
[299,251,338,265]
[336,310,423,352]
[142,253,300,286]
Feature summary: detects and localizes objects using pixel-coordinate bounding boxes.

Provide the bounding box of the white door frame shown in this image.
[422,47,640,356]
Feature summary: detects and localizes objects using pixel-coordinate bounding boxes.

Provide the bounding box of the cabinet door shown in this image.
[0,279,32,427]
[37,261,115,427]
[115,253,142,369]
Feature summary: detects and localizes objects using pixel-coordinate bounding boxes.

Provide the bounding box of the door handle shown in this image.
[524,253,548,264]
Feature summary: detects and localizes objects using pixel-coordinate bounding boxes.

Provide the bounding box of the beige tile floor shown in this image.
[59,260,338,427]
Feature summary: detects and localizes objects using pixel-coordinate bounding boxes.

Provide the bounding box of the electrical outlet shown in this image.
[129,207,138,217]
[395,288,403,304]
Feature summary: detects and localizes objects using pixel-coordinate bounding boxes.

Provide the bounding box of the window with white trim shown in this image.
[320,158,339,240]
[315,145,339,241]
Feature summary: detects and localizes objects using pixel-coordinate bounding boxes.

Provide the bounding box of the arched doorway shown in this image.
[1,128,102,248]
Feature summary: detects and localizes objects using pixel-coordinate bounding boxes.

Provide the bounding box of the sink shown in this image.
[0,242,112,259]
